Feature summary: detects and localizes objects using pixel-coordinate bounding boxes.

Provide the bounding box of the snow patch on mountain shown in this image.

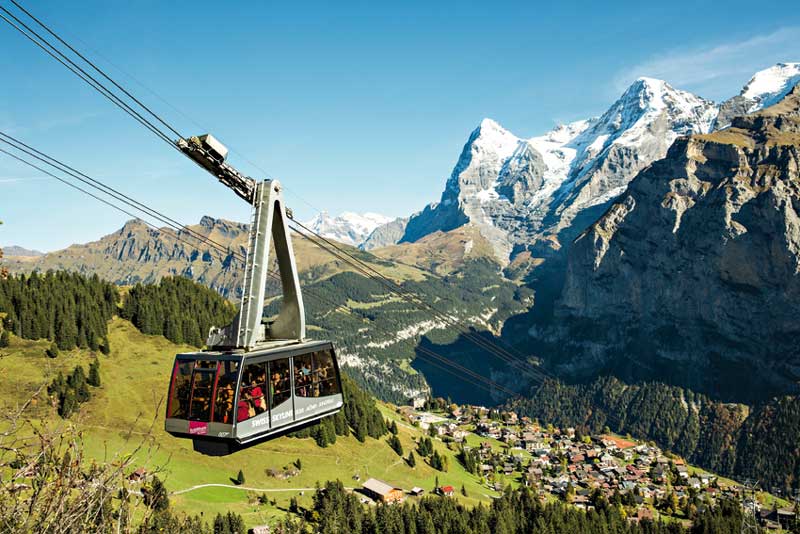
[304,211,392,247]
[741,62,800,111]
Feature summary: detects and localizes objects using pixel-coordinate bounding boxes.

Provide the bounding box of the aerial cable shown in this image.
[0,144,518,400]
[0,132,243,263]
[0,147,145,223]
[6,0,183,140]
[290,217,533,365]
[0,7,178,149]
[1,3,545,396]
[288,222,548,385]
[289,217,536,367]
[288,222,550,385]
[2,0,540,382]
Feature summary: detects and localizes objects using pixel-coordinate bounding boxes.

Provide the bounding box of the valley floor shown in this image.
[0,318,792,531]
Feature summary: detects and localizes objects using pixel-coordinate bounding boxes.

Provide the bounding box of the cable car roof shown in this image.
[176,339,334,361]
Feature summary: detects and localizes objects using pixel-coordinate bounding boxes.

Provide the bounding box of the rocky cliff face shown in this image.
[553,85,800,401]
[360,216,410,250]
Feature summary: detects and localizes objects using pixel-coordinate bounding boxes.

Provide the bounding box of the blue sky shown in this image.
[1,0,799,251]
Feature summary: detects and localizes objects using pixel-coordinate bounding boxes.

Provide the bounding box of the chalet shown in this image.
[398,406,416,420]
[451,430,468,442]
[503,412,518,425]
[409,487,425,496]
[777,508,797,529]
[251,526,271,534]
[651,465,666,482]
[439,485,455,497]
[676,465,689,479]
[128,467,147,483]
[362,478,404,504]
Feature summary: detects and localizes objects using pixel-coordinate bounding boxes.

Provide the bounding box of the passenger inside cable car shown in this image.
[167,349,342,436]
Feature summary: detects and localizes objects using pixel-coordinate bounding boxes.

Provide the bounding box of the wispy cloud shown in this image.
[0,111,103,138]
[614,27,800,100]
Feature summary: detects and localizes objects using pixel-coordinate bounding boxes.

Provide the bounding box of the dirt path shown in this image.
[170,483,354,496]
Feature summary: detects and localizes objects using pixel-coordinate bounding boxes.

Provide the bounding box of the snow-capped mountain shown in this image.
[716,63,800,128]
[402,77,719,264]
[398,64,800,268]
[303,211,393,247]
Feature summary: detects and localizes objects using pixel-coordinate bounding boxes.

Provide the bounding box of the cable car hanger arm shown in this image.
[175,134,306,350]
[176,134,257,204]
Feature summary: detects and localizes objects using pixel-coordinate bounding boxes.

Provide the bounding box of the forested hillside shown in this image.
[0,271,117,350]
[508,376,800,492]
[269,259,532,402]
[120,276,236,347]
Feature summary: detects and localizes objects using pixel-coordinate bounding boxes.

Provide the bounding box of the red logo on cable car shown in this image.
[189,421,208,435]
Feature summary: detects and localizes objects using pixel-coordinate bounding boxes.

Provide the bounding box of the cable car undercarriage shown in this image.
[165,135,344,455]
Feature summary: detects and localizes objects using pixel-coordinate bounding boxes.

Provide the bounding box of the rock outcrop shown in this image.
[553,85,800,401]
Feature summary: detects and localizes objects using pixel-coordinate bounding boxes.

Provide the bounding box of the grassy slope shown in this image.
[4,319,785,528]
[0,318,500,528]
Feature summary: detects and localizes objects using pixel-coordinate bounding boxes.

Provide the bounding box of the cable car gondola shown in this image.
[165,340,343,455]
[165,136,344,455]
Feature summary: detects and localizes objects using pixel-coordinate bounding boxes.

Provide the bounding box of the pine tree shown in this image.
[407,451,416,467]
[143,476,169,512]
[45,342,59,359]
[0,329,9,348]
[236,469,245,486]
[59,389,77,418]
[99,337,110,355]
[88,359,101,387]
[389,420,398,435]
[388,434,403,456]
[461,484,467,497]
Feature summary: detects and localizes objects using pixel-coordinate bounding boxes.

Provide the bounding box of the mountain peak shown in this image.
[304,211,392,247]
[478,117,505,131]
[199,215,218,228]
[119,218,149,234]
[740,62,800,110]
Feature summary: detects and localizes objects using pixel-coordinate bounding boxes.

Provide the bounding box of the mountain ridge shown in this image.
[396,64,800,275]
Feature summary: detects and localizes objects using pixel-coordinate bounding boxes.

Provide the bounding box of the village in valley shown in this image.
[357,398,798,531]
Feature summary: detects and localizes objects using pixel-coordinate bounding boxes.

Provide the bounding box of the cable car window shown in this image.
[213,360,239,424]
[294,353,315,398]
[313,350,340,396]
[270,358,292,407]
[168,360,194,419]
[239,362,268,422]
[189,361,218,421]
